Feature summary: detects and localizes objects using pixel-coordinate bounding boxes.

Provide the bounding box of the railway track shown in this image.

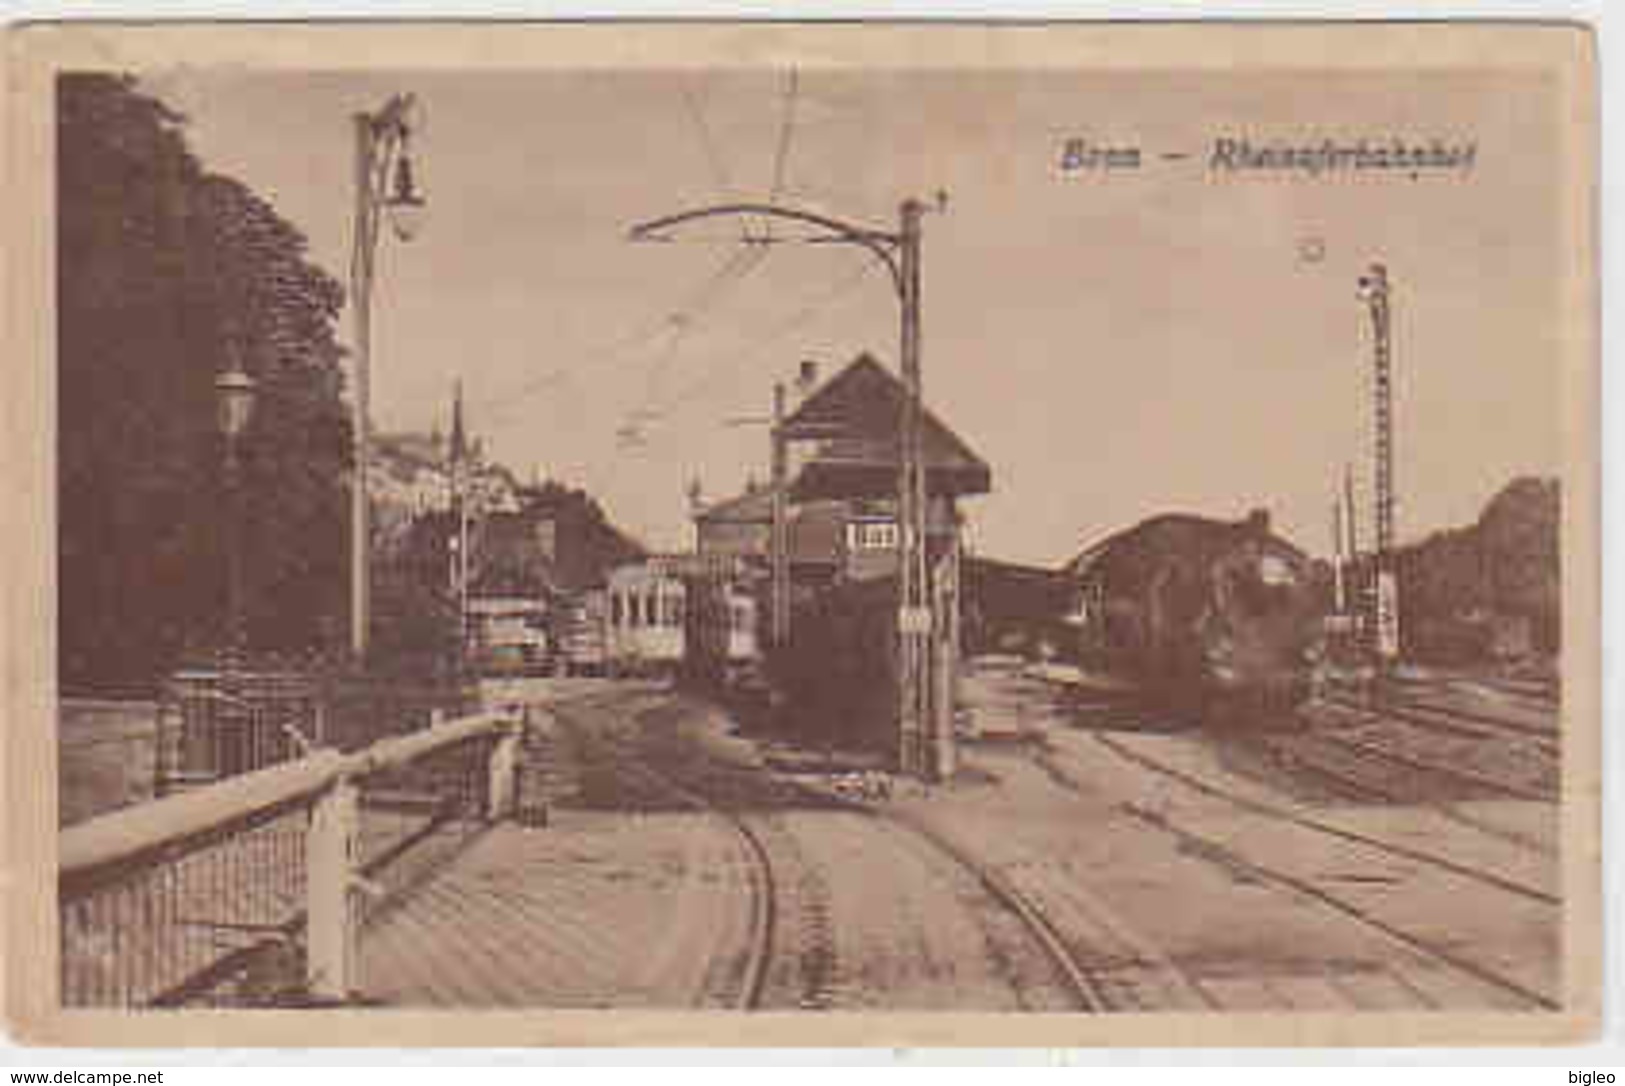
[1394,673,1558,711]
[1305,728,1553,805]
[867,803,1111,1011]
[1072,730,1557,905]
[1115,802,1560,1011]
[1321,691,1559,754]
[546,699,774,1010]
[548,694,1105,1011]
[1241,729,1557,851]
[1311,694,1559,806]
[1047,730,1560,1010]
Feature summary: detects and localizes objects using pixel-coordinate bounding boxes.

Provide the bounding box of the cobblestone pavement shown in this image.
[361,681,1077,1010]
[361,667,1562,1012]
[912,662,1563,1011]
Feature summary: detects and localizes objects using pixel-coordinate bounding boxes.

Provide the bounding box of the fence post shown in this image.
[486,719,521,822]
[306,776,360,1002]
[153,693,172,799]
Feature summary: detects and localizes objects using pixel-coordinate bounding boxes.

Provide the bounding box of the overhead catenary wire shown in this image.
[681,80,734,196]
[623,242,774,426]
[474,238,772,426]
[634,255,877,432]
[483,69,830,458]
[768,68,800,210]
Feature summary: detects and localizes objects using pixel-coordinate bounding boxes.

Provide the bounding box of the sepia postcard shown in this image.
[2,21,1599,1047]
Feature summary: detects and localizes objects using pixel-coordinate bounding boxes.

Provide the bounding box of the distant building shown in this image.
[693,483,773,564]
[690,353,992,774]
[694,353,992,593]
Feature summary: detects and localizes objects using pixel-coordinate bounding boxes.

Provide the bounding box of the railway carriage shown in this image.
[605,561,687,677]
[683,569,764,690]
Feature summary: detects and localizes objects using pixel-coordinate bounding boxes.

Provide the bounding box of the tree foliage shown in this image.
[1396,476,1561,661]
[59,74,351,692]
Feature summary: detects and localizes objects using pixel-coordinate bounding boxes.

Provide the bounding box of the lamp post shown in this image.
[349,92,427,663]
[215,360,256,776]
[629,197,946,781]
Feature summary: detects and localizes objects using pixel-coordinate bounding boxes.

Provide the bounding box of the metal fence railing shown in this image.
[155,670,325,797]
[59,709,524,1008]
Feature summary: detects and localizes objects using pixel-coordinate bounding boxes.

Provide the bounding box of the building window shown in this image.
[847,518,898,552]
[1259,554,1296,586]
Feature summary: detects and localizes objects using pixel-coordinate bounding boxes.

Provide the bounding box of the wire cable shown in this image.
[643,255,877,427]
[768,68,800,209]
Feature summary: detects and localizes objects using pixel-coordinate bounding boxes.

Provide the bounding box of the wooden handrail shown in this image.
[60,711,517,886]
[350,711,514,776]
[60,749,347,882]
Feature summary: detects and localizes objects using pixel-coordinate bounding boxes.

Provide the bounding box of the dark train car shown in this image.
[1065,509,1323,719]
[961,556,1076,659]
[683,567,764,692]
[765,576,899,753]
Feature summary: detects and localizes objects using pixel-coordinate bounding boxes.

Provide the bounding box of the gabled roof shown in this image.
[693,485,777,526]
[781,354,991,501]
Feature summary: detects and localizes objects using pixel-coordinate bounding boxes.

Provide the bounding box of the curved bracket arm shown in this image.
[629,202,905,301]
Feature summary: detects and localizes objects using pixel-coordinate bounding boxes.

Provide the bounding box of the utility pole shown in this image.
[629,196,948,782]
[770,381,790,647]
[348,93,426,663]
[1332,492,1346,617]
[896,197,932,780]
[449,380,471,669]
[350,114,374,664]
[1358,263,1399,676]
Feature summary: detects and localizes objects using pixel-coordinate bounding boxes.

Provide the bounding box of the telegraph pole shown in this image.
[450,380,471,668]
[896,198,932,780]
[350,114,374,663]
[1332,493,1346,617]
[770,381,790,646]
[1358,262,1399,678]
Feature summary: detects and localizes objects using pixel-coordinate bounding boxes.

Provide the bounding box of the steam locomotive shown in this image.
[1063,509,1324,718]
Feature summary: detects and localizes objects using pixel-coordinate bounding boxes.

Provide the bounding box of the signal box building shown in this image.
[691,353,992,771]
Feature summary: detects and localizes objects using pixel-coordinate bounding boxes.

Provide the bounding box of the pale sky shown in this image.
[139,67,1564,565]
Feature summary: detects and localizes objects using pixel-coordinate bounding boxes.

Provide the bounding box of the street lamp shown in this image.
[216,364,257,447]
[215,359,256,775]
[383,134,427,242]
[349,93,427,662]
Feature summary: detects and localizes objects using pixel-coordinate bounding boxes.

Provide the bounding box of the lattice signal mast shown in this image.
[1357,262,1399,667]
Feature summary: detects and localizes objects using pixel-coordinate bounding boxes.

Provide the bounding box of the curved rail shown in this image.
[546,702,775,1010]
[872,805,1110,1011]
[551,693,1103,1011]
[632,763,777,1011]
